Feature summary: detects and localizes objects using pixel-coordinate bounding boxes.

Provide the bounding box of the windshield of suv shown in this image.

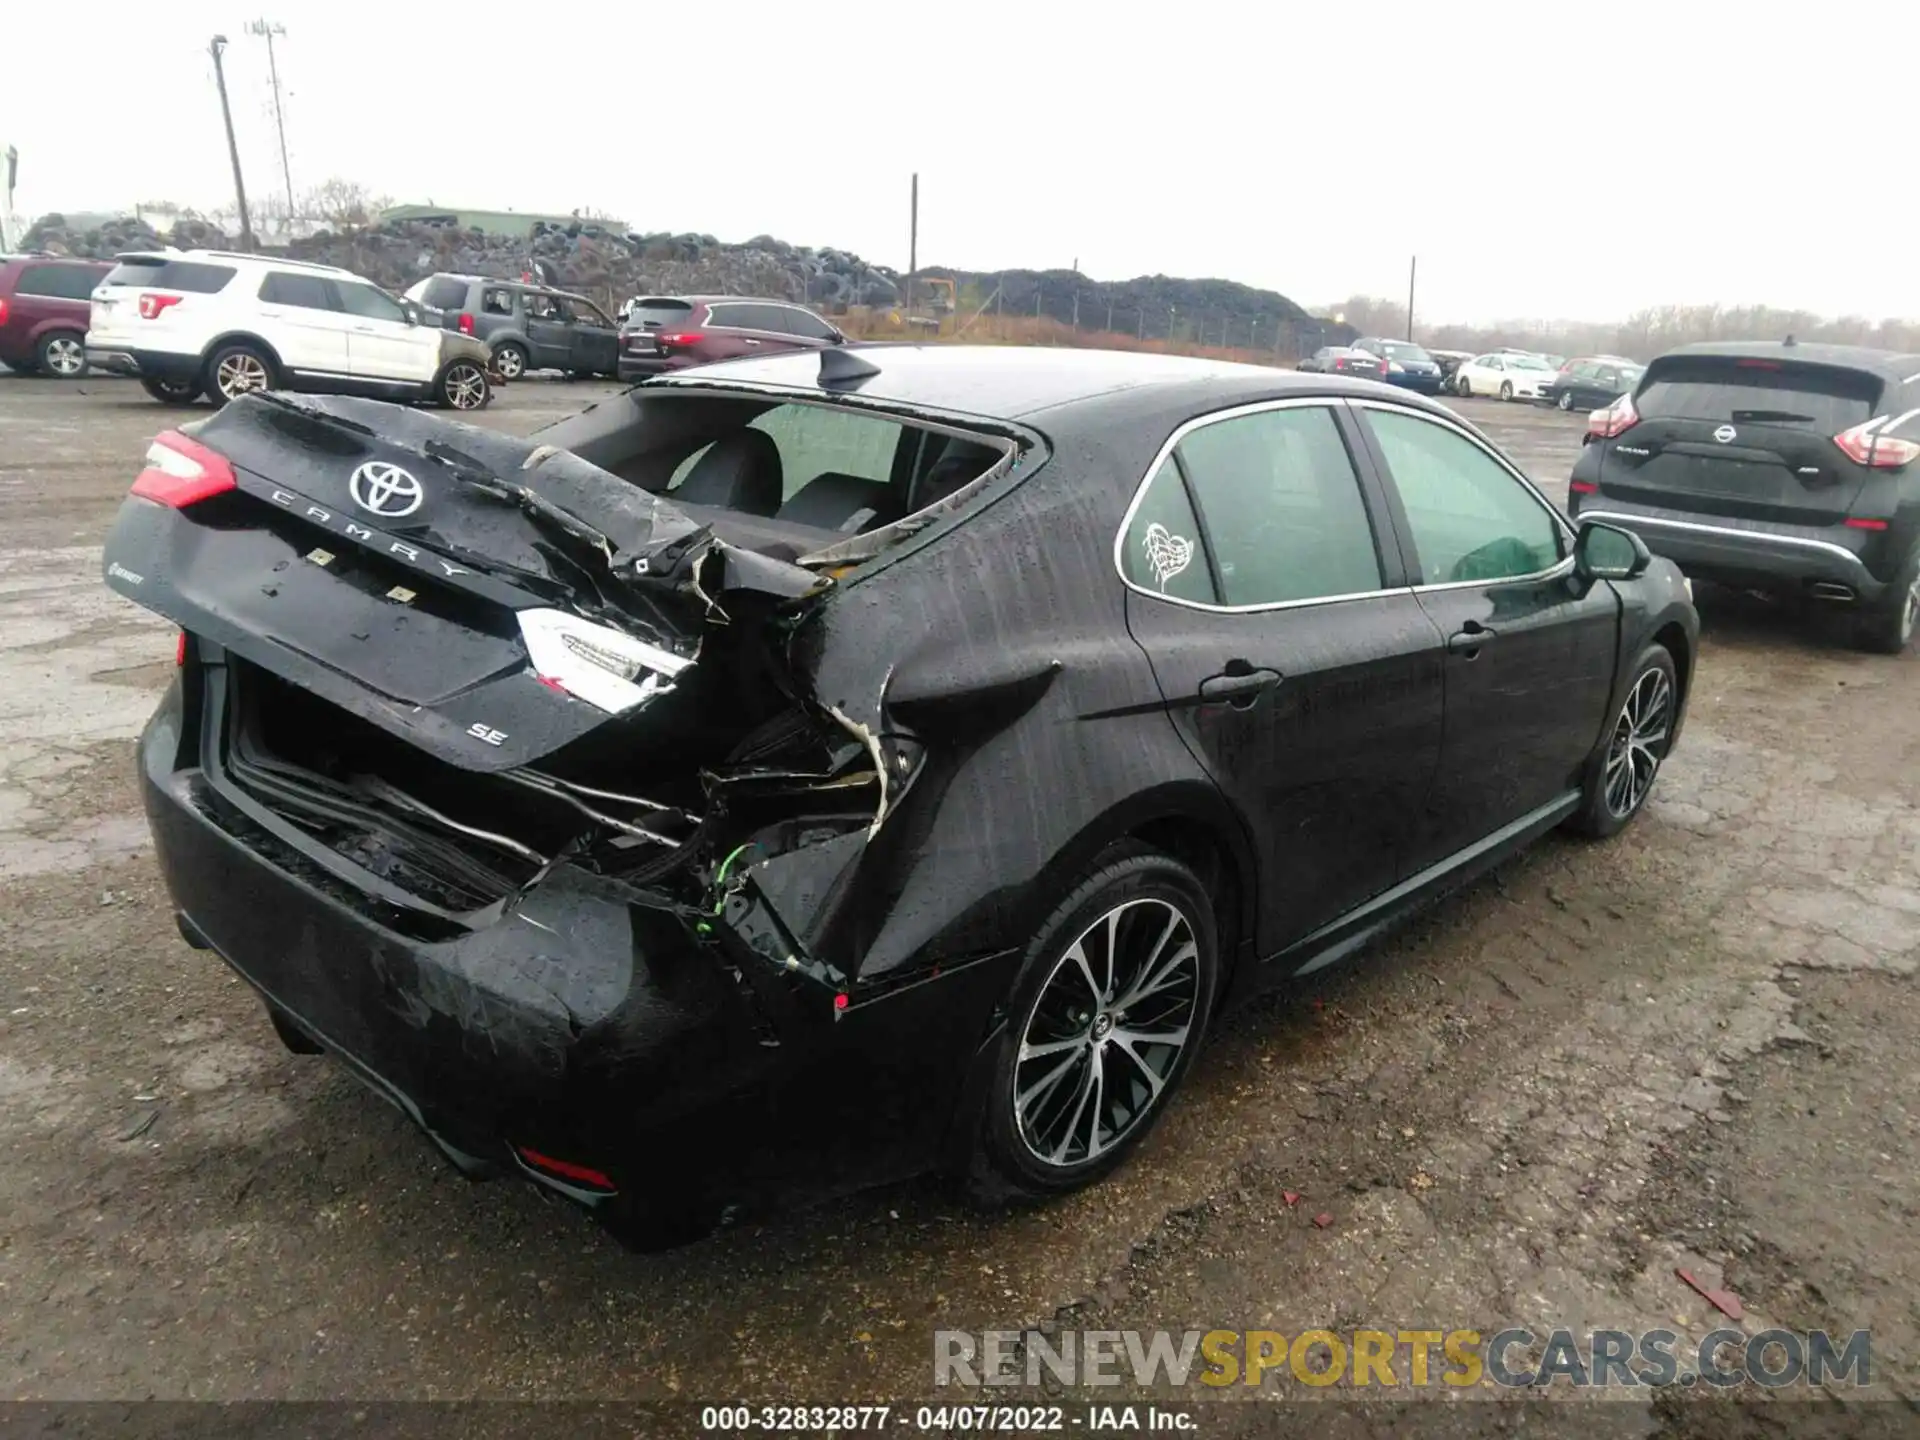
[1637,357,1880,430]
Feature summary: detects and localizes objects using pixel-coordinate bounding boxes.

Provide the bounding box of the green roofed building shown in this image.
[377,204,628,237]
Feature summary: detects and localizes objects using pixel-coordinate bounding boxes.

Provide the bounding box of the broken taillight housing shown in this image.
[1834,419,1919,469]
[517,608,691,715]
[1587,393,1639,440]
[137,292,183,320]
[130,431,238,507]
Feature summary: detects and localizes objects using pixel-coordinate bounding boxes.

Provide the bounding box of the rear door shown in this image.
[704,302,792,361]
[1353,401,1618,870]
[773,305,841,355]
[9,262,98,345]
[1600,355,1884,524]
[255,270,353,377]
[1121,399,1446,958]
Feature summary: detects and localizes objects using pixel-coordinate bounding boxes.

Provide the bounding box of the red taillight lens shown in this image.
[130,431,238,507]
[1377,358,1389,377]
[457,312,474,335]
[1844,516,1890,530]
[0,297,9,326]
[1570,480,1599,494]
[1587,394,1640,440]
[515,1147,616,1192]
[1834,420,1920,469]
[138,292,183,321]
[175,632,188,667]
[657,332,703,347]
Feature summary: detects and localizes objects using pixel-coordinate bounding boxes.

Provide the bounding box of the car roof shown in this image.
[648,343,1455,424]
[1659,340,1920,377]
[108,249,355,277]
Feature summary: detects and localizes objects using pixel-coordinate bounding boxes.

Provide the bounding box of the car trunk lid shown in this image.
[101,393,821,773]
[1598,355,1883,523]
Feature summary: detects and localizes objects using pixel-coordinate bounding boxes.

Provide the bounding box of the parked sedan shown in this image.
[1298,346,1388,378]
[1453,351,1559,401]
[102,346,1695,1246]
[617,295,846,381]
[1543,357,1644,413]
[1350,338,1445,393]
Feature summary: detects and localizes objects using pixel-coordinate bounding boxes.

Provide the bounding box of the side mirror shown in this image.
[1575,520,1651,580]
[829,328,846,345]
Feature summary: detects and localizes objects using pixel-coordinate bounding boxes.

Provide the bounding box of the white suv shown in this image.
[85,249,494,411]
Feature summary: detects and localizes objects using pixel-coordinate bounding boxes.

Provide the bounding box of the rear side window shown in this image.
[1175,406,1383,606]
[1122,458,1218,605]
[710,302,788,332]
[13,264,102,301]
[1637,357,1880,430]
[1365,408,1563,584]
[784,307,837,341]
[335,282,408,324]
[418,276,470,310]
[259,272,336,310]
[102,260,234,293]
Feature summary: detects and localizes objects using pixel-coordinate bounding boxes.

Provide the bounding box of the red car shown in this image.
[0,254,111,378]
[616,295,847,381]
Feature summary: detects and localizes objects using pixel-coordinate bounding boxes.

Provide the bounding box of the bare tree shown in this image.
[300,177,392,231]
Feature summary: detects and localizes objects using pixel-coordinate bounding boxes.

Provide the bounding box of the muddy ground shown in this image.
[0,373,1914,1434]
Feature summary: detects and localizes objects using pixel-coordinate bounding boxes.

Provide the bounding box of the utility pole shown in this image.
[1071,290,1080,330]
[209,36,254,250]
[1136,307,1145,340]
[906,172,918,318]
[1106,299,1114,333]
[1407,255,1417,342]
[247,20,294,224]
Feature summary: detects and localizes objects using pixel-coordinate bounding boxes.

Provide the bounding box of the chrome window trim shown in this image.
[1578,510,1871,574]
[1112,396,1407,615]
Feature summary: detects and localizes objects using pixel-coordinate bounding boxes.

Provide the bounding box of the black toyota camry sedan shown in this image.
[102,344,1697,1245]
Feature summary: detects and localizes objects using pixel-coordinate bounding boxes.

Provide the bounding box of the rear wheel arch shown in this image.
[1650,620,1691,704]
[201,332,287,385]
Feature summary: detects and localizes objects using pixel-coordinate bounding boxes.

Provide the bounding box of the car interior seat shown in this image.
[671,431,785,516]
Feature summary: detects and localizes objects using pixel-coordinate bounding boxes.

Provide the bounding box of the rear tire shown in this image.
[1456,375,1471,397]
[1854,544,1920,655]
[141,375,202,405]
[36,330,87,378]
[205,342,276,406]
[492,342,528,380]
[1558,390,1576,412]
[1499,380,1515,401]
[1567,644,1678,838]
[963,845,1218,1206]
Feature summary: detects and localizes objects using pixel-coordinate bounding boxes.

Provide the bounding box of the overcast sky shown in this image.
[6,1,1916,324]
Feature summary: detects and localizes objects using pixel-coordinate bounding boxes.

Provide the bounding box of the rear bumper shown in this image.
[616,353,675,381]
[1572,502,1889,603]
[84,344,202,385]
[1385,374,1443,394]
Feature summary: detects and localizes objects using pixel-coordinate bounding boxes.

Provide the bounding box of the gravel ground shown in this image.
[0,373,1914,1434]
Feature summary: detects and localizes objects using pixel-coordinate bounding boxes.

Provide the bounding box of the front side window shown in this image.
[1122,457,1217,605]
[1175,406,1382,606]
[335,283,408,324]
[1364,408,1564,584]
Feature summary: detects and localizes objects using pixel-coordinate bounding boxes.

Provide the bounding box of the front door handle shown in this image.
[743,338,762,346]
[1447,620,1497,655]
[1199,667,1283,709]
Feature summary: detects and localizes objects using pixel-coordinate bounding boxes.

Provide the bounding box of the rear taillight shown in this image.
[1376,358,1389,377]
[175,631,188,667]
[1844,516,1890,530]
[1569,480,1599,494]
[1587,393,1639,440]
[130,431,238,507]
[0,297,9,326]
[657,332,703,347]
[137,292,183,321]
[457,312,474,335]
[1834,420,1919,469]
[515,1147,616,1192]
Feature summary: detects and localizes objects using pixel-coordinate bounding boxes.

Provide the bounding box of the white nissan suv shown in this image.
[85,250,495,410]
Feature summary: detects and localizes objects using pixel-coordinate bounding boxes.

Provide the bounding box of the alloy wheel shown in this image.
[496,347,525,379]
[444,362,487,410]
[1012,897,1200,1168]
[1559,390,1575,411]
[44,336,85,377]
[1902,576,1919,647]
[1604,666,1673,818]
[216,353,270,399]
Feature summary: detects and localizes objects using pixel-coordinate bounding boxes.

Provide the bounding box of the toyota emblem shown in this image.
[348,461,424,518]
[1713,425,1737,444]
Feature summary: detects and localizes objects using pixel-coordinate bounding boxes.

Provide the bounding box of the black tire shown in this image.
[436,357,491,411]
[1567,643,1678,839]
[596,1194,729,1252]
[1558,390,1576,412]
[141,375,202,405]
[1455,375,1471,397]
[266,1005,324,1055]
[1853,542,1920,655]
[204,341,276,407]
[35,330,87,379]
[1499,380,1515,401]
[964,845,1218,1205]
[492,342,529,381]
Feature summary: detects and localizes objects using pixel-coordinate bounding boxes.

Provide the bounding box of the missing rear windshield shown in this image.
[1637,358,1880,430]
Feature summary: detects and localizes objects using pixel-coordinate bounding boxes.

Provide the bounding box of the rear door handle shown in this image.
[1199,667,1283,709]
[1447,621,1497,655]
